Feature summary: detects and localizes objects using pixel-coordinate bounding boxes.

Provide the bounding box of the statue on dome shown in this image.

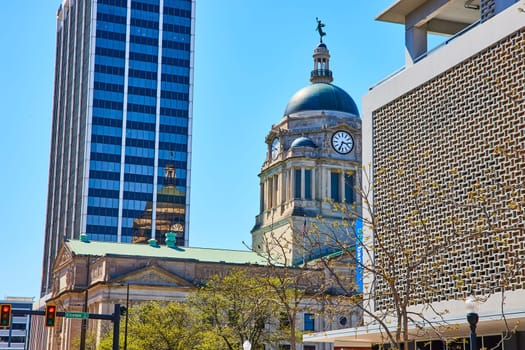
[316,17,326,43]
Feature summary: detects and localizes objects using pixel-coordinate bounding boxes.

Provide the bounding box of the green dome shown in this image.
[284,83,359,116]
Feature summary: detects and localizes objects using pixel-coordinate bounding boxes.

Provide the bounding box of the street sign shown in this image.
[65,312,89,319]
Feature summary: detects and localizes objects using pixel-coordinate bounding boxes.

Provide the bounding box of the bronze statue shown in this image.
[316,17,326,43]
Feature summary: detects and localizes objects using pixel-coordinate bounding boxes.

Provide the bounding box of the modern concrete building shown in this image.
[41,0,195,297]
[305,0,525,349]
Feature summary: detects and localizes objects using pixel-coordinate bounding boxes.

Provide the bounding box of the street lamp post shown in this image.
[124,283,129,350]
[466,296,479,350]
[242,340,252,350]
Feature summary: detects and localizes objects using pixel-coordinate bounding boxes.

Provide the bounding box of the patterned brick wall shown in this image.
[372,29,525,308]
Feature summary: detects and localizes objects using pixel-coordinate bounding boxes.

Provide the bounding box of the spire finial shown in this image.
[315,17,326,43]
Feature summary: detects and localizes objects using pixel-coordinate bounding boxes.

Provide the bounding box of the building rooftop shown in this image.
[284,83,360,116]
[376,0,480,35]
[66,240,268,265]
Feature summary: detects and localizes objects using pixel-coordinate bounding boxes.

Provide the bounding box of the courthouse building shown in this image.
[32,32,362,350]
[252,36,361,266]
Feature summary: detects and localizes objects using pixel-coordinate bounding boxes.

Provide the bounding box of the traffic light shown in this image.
[0,304,11,327]
[45,305,57,327]
[119,305,127,316]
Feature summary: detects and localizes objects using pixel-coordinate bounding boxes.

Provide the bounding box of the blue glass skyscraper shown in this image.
[41,0,194,296]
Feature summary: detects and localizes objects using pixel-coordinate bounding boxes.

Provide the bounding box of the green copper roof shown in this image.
[66,240,268,265]
[284,82,359,116]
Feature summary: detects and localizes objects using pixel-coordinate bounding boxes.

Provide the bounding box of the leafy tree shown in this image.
[251,218,364,350]
[188,268,280,349]
[254,231,321,350]
[71,329,101,350]
[98,300,223,350]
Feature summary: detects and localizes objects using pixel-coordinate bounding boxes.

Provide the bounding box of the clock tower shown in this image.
[251,39,362,265]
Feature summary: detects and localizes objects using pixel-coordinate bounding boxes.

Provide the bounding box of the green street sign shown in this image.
[65,312,89,319]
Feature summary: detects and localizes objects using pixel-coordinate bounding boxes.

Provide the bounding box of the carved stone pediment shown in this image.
[112,264,193,288]
[53,244,74,271]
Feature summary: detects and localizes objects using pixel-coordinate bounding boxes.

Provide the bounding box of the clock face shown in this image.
[331,130,354,154]
[271,137,279,160]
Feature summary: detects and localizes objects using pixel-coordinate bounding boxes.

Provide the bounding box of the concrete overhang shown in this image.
[304,311,525,347]
[376,0,481,35]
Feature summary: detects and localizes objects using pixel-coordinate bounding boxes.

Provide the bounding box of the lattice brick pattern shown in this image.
[372,29,525,309]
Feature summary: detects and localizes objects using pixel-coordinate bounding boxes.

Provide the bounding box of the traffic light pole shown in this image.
[11,308,117,320]
[112,304,121,350]
[12,304,122,350]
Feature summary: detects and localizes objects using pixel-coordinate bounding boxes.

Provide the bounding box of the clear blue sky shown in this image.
[0,1,407,298]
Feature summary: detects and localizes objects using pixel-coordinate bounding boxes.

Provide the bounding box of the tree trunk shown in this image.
[290,318,296,350]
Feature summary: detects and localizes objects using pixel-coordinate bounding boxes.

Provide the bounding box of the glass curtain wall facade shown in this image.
[41,0,194,296]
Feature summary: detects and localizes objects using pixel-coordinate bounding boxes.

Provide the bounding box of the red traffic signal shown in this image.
[45,305,57,327]
[0,304,11,328]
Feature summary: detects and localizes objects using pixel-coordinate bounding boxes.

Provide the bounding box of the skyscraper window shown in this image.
[42,0,194,296]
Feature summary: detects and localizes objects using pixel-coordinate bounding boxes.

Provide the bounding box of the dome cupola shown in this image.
[283,19,359,117]
[284,83,359,116]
